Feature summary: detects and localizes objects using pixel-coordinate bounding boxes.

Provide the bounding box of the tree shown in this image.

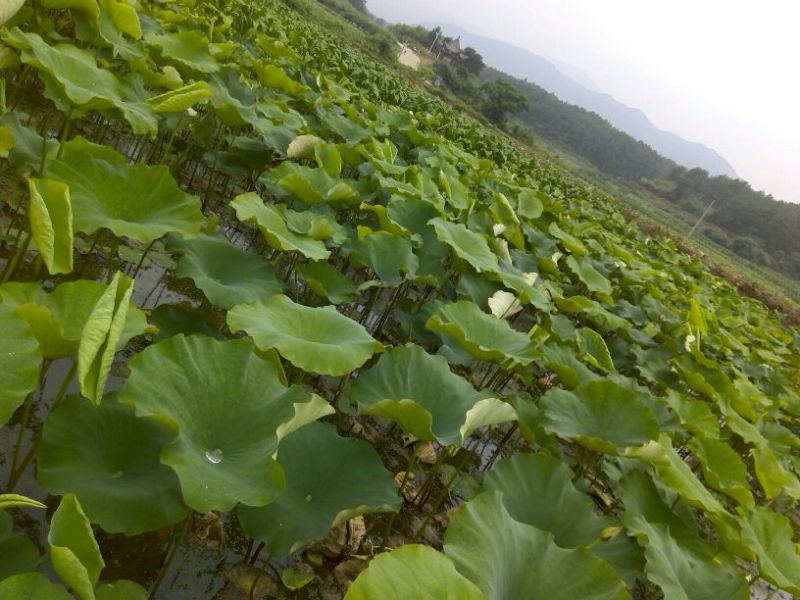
[480,79,529,126]
[458,47,484,76]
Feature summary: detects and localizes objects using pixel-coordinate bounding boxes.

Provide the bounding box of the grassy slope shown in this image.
[297,0,800,320]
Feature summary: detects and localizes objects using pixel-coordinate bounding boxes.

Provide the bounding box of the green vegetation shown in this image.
[0,0,799,599]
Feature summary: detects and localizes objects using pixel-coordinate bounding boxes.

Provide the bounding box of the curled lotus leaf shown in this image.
[346,344,514,446]
[426,300,544,365]
[169,232,283,309]
[118,335,333,513]
[28,177,74,275]
[238,422,399,556]
[0,303,42,427]
[344,544,483,600]
[38,396,189,535]
[49,137,204,243]
[227,295,383,376]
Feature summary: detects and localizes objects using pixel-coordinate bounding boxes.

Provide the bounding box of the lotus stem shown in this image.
[383,450,418,543]
[162,112,186,164]
[133,239,158,279]
[6,393,35,489]
[149,516,192,600]
[38,113,51,175]
[412,449,470,543]
[483,423,518,472]
[0,230,31,283]
[55,107,73,160]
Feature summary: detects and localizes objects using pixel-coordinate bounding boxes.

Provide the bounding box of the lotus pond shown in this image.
[0,0,799,598]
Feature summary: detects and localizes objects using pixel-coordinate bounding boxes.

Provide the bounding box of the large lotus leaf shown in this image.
[119,335,333,513]
[628,435,727,517]
[28,178,73,275]
[78,271,133,404]
[444,492,629,600]
[549,221,588,255]
[0,303,41,426]
[0,573,72,600]
[227,295,383,376]
[429,218,499,273]
[145,31,220,73]
[540,380,660,453]
[238,422,399,556]
[3,29,156,135]
[752,443,800,501]
[265,162,362,206]
[49,137,204,243]
[567,255,612,296]
[0,536,40,581]
[626,516,749,600]
[349,230,419,284]
[426,300,542,365]
[280,205,348,243]
[346,344,513,445]
[231,193,330,260]
[482,453,609,547]
[297,260,358,304]
[737,505,800,594]
[689,437,753,505]
[0,280,147,359]
[169,232,282,309]
[37,397,188,535]
[48,494,105,600]
[345,544,483,600]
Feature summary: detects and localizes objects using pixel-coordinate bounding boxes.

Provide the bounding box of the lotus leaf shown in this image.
[345,544,483,600]
[266,161,362,206]
[0,113,58,172]
[737,505,800,594]
[78,271,134,404]
[48,494,105,600]
[444,492,629,600]
[238,422,399,555]
[228,295,383,376]
[0,573,72,600]
[49,137,204,243]
[540,380,660,453]
[0,279,147,359]
[0,303,41,426]
[567,255,612,296]
[231,193,330,260]
[28,178,73,275]
[0,532,40,581]
[689,436,753,505]
[37,397,189,535]
[349,230,419,284]
[0,493,46,511]
[145,81,212,113]
[482,453,609,547]
[3,29,156,134]
[119,335,333,512]
[296,260,358,304]
[145,31,220,73]
[347,344,514,445]
[426,300,543,365]
[169,232,283,309]
[429,218,499,273]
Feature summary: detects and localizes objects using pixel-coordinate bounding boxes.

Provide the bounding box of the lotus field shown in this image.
[0,0,799,598]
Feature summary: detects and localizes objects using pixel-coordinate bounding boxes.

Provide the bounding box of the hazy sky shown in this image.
[367,0,800,203]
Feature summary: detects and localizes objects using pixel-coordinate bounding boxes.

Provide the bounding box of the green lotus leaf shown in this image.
[345,544,483,600]
[517,189,545,219]
[231,193,330,260]
[0,303,41,427]
[279,204,348,243]
[49,137,204,243]
[567,255,612,296]
[426,300,543,365]
[0,279,147,360]
[266,162,362,206]
[549,221,588,255]
[297,260,358,304]
[626,516,749,600]
[752,443,800,501]
[228,295,383,376]
[78,271,133,404]
[0,573,72,600]
[576,327,616,373]
[349,230,419,284]
[689,437,753,505]
[254,63,306,96]
[438,169,471,211]
[444,492,629,600]
[169,232,282,309]
[482,453,609,547]
[0,535,40,581]
[320,110,372,145]
[41,0,99,18]
[119,335,333,512]
[28,177,73,275]
[145,31,220,73]
[148,303,221,341]
[238,422,399,556]
[347,344,513,445]
[145,81,212,113]
[628,435,727,517]
[540,380,660,453]
[3,29,156,134]
[737,505,800,594]
[48,494,105,600]
[429,217,499,273]
[95,580,148,600]
[0,113,58,172]
[37,397,189,535]
[0,493,46,511]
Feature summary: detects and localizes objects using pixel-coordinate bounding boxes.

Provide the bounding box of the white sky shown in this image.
[367,0,800,203]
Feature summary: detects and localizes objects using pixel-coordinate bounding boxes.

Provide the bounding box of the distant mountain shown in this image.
[433,23,737,178]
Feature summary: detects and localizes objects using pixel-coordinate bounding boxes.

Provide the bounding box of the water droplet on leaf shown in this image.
[205,448,223,464]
